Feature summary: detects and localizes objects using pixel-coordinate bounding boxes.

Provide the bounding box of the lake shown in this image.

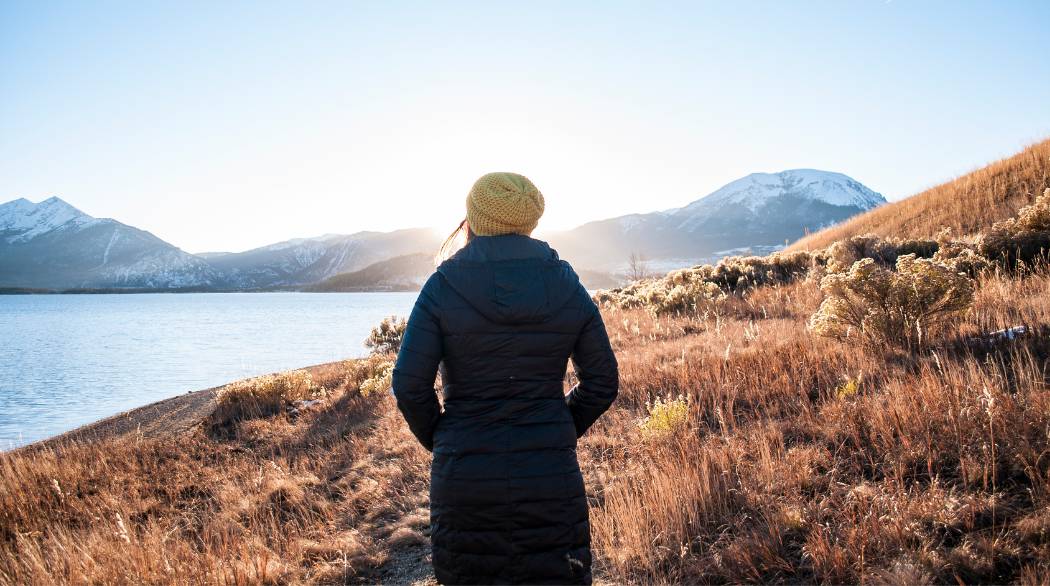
[0,292,418,448]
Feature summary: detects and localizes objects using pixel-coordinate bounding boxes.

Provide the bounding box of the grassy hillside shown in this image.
[791,138,1050,250]
[2,183,1049,584]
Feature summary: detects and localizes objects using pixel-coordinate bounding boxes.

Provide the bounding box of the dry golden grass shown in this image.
[3,267,1050,583]
[581,270,1050,583]
[209,369,327,428]
[3,169,1050,583]
[791,138,1050,251]
[0,358,433,585]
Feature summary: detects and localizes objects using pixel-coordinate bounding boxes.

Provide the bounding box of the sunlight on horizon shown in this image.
[2,1,1048,253]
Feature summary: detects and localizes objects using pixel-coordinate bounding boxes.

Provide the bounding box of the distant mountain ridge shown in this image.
[0,197,442,290]
[546,169,885,271]
[1,168,882,290]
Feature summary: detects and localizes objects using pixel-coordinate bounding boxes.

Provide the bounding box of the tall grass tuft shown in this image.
[209,369,325,428]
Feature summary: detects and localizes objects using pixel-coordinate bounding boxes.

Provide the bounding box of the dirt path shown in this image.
[40,385,220,446]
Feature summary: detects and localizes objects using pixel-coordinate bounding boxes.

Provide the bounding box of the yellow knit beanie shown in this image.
[465,172,545,236]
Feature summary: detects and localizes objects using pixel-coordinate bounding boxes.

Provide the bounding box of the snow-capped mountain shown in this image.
[0,197,101,242]
[547,169,885,271]
[0,197,221,289]
[670,169,884,221]
[0,197,443,290]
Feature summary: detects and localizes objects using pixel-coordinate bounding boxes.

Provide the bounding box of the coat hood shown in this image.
[436,234,583,324]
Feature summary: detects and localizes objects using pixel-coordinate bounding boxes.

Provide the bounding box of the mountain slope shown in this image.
[207,229,443,288]
[0,198,221,289]
[548,169,884,271]
[307,253,434,292]
[789,138,1050,251]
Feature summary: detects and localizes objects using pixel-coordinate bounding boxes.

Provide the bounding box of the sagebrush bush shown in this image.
[1018,188,1050,231]
[978,188,1050,269]
[932,235,991,277]
[341,354,396,394]
[359,361,394,397]
[596,251,816,315]
[708,251,816,291]
[809,254,975,350]
[657,280,723,316]
[365,315,407,355]
[638,394,690,437]
[835,377,860,399]
[210,370,326,427]
[826,234,938,273]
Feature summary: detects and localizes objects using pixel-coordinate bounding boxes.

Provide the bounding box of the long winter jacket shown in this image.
[392,234,619,585]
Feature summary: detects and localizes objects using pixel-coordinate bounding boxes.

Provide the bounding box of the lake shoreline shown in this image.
[0,286,423,295]
[18,359,350,452]
[1,291,419,445]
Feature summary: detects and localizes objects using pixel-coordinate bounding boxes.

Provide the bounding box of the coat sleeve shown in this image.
[566,296,619,438]
[392,274,444,451]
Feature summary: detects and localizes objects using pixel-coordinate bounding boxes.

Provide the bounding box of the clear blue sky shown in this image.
[2,1,1048,253]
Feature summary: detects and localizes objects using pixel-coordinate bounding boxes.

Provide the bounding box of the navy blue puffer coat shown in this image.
[392,234,619,585]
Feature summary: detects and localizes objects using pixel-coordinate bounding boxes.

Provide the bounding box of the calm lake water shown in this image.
[0,292,418,448]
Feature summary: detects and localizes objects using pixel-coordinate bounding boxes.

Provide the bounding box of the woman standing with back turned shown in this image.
[392,172,619,584]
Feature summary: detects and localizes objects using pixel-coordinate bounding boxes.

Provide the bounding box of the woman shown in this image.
[392,172,619,585]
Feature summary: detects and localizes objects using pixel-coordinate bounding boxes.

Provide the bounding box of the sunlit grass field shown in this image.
[2,154,1050,584]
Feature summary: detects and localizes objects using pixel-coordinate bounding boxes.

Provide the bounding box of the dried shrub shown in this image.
[932,230,991,277]
[359,362,393,397]
[826,235,896,273]
[707,251,816,291]
[809,255,975,350]
[654,279,724,316]
[978,188,1050,269]
[342,355,396,395]
[596,251,816,315]
[598,276,722,317]
[364,315,407,355]
[894,238,940,259]
[826,235,938,273]
[638,394,690,438]
[835,377,860,400]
